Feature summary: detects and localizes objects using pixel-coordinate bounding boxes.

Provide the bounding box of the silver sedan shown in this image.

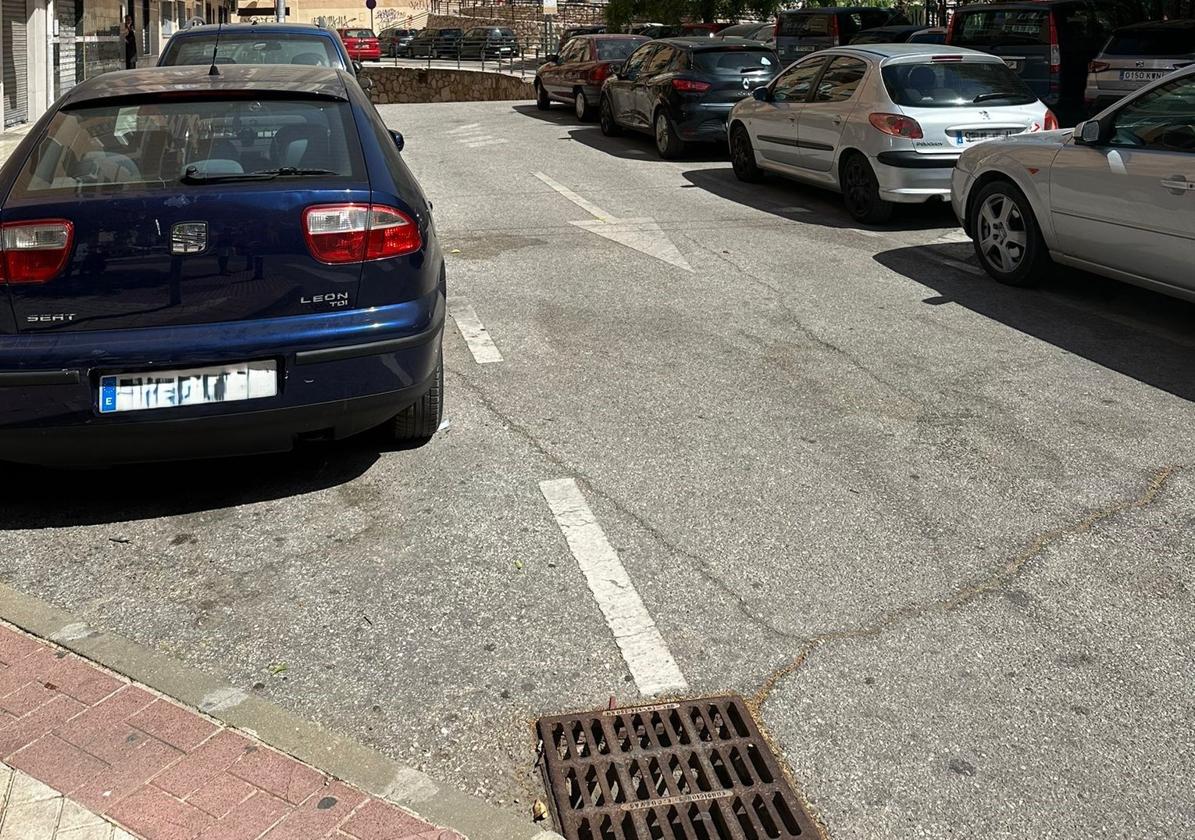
[952,65,1195,299]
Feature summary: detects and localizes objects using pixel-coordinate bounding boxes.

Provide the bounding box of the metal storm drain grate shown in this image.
[536,695,818,840]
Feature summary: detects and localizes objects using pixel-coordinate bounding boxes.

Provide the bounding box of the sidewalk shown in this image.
[0,623,459,840]
[0,124,31,167]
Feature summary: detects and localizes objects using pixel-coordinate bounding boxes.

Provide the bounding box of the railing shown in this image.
[384,34,558,77]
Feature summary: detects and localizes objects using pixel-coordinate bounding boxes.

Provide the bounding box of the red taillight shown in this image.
[1043,109,1059,130]
[931,54,964,62]
[868,112,923,139]
[591,62,611,83]
[0,220,74,284]
[945,12,958,43]
[1048,12,1061,72]
[774,18,780,38]
[302,204,421,265]
[828,14,840,44]
[1089,60,1110,73]
[672,78,711,93]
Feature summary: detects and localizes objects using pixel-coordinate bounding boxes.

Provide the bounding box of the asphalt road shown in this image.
[2,100,1193,840]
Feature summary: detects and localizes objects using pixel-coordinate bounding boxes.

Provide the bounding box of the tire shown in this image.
[654,110,685,159]
[840,153,893,224]
[389,349,444,442]
[574,89,594,121]
[599,95,622,136]
[969,180,1050,287]
[730,124,764,183]
[536,82,551,111]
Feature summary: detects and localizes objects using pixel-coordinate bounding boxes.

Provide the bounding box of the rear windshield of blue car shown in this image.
[692,48,778,75]
[160,33,343,68]
[1105,28,1195,55]
[882,60,1038,107]
[595,39,643,60]
[9,97,363,197]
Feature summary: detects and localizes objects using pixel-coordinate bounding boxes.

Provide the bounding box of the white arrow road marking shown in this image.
[447,297,504,364]
[539,478,689,697]
[464,138,509,148]
[534,171,693,272]
[446,123,483,135]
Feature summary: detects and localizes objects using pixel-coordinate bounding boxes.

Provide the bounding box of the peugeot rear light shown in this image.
[302,204,421,265]
[0,220,74,284]
[1048,12,1061,73]
[869,112,923,139]
[672,78,711,92]
[1043,109,1059,130]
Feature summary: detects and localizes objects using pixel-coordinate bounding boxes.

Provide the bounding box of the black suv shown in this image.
[600,38,781,158]
[408,27,463,58]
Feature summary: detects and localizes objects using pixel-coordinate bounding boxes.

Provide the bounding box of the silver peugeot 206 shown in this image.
[727,44,1055,223]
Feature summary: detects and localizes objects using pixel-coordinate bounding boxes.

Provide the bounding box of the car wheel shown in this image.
[654,110,685,159]
[840,153,893,225]
[730,124,764,183]
[536,82,551,111]
[600,95,621,136]
[574,89,594,121]
[969,180,1050,287]
[390,349,443,441]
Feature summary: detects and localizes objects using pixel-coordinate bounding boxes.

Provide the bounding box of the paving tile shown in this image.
[260,781,366,840]
[8,735,107,794]
[0,763,11,812]
[0,648,62,699]
[57,825,117,840]
[58,797,111,831]
[185,773,256,819]
[195,790,290,840]
[130,701,217,753]
[0,795,61,840]
[339,799,430,840]
[152,730,253,799]
[108,785,213,840]
[228,747,325,805]
[0,682,57,718]
[7,770,60,805]
[43,658,123,706]
[0,694,86,759]
[56,686,156,762]
[0,628,44,667]
[73,736,183,814]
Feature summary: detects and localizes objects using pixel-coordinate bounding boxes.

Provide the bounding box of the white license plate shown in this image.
[98,361,278,414]
[1120,70,1165,81]
[957,129,1017,145]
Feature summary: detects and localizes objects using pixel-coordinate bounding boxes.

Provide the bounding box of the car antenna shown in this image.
[208,21,222,75]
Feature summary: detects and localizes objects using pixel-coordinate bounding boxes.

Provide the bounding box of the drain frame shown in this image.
[536,694,818,840]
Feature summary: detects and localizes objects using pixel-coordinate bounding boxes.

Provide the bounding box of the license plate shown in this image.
[98,361,278,414]
[1120,69,1165,81]
[960,129,1017,143]
[795,45,816,52]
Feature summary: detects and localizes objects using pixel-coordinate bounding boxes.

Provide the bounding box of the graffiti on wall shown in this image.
[312,8,418,27]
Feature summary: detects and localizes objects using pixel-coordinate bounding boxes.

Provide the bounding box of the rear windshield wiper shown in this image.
[181,166,339,184]
[972,91,1023,102]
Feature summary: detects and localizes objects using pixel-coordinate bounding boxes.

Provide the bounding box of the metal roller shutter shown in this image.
[2,0,29,126]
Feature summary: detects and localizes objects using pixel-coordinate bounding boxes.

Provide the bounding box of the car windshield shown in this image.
[10,97,361,196]
[345,29,374,38]
[160,33,343,68]
[778,13,830,37]
[596,39,643,60]
[693,48,779,74]
[953,9,1050,46]
[1105,28,1195,55]
[882,60,1038,107]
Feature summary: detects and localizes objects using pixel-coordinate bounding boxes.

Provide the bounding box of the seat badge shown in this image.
[171,221,208,254]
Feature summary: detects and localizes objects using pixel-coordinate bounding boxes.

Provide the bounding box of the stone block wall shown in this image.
[361,66,534,103]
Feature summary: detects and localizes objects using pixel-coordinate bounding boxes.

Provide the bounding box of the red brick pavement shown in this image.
[0,622,460,840]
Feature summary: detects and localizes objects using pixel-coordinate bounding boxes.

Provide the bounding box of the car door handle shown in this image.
[1160,176,1195,193]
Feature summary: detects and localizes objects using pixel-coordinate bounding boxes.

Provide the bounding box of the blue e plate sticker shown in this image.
[99,376,118,413]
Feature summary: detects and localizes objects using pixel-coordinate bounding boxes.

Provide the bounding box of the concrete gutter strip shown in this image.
[0,581,564,840]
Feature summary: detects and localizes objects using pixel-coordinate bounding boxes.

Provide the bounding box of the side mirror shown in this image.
[1075,118,1105,145]
[390,130,405,152]
[360,75,375,91]
[752,86,770,102]
[352,59,364,74]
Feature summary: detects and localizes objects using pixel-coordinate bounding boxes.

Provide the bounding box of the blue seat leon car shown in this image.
[0,65,445,466]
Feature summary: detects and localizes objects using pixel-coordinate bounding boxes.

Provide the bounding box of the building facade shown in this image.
[1,0,232,128]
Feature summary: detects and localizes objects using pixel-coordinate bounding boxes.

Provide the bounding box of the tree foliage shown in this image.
[605,0,779,28]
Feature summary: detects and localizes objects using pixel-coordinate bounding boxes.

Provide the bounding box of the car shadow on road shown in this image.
[877,243,1195,402]
[510,104,730,163]
[682,166,959,232]
[0,437,400,529]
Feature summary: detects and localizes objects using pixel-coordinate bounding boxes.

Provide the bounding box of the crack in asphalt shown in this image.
[746,464,1179,715]
[447,367,799,642]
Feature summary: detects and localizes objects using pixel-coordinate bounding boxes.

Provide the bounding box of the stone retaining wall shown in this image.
[361,66,533,104]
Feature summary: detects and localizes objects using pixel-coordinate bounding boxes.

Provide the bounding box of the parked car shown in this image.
[159,23,353,72]
[338,28,381,62]
[560,25,606,45]
[459,26,520,59]
[909,27,948,45]
[850,24,928,45]
[379,26,417,58]
[728,44,1055,223]
[0,65,445,465]
[716,21,771,39]
[953,64,1195,297]
[629,22,665,35]
[408,27,463,58]
[600,38,782,158]
[1085,19,1195,112]
[680,23,733,37]
[638,24,684,39]
[537,34,650,119]
[945,0,1148,125]
[775,7,909,62]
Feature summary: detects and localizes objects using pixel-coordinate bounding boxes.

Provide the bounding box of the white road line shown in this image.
[447,297,503,364]
[533,171,615,222]
[464,138,509,148]
[539,478,688,697]
[446,123,482,135]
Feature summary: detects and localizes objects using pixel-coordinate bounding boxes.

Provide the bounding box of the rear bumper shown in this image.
[874,152,959,203]
[673,103,737,142]
[0,293,444,465]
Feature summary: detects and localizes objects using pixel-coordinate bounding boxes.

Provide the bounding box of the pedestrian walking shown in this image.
[122,14,138,69]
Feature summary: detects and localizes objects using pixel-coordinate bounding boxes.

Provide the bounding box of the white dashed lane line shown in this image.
[447,297,504,364]
[539,478,689,698]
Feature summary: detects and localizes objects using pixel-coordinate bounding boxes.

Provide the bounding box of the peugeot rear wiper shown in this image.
[181,166,338,184]
[972,92,1022,102]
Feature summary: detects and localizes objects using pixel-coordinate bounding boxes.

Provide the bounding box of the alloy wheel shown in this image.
[655,114,669,153]
[575,92,587,120]
[977,193,1028,274]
